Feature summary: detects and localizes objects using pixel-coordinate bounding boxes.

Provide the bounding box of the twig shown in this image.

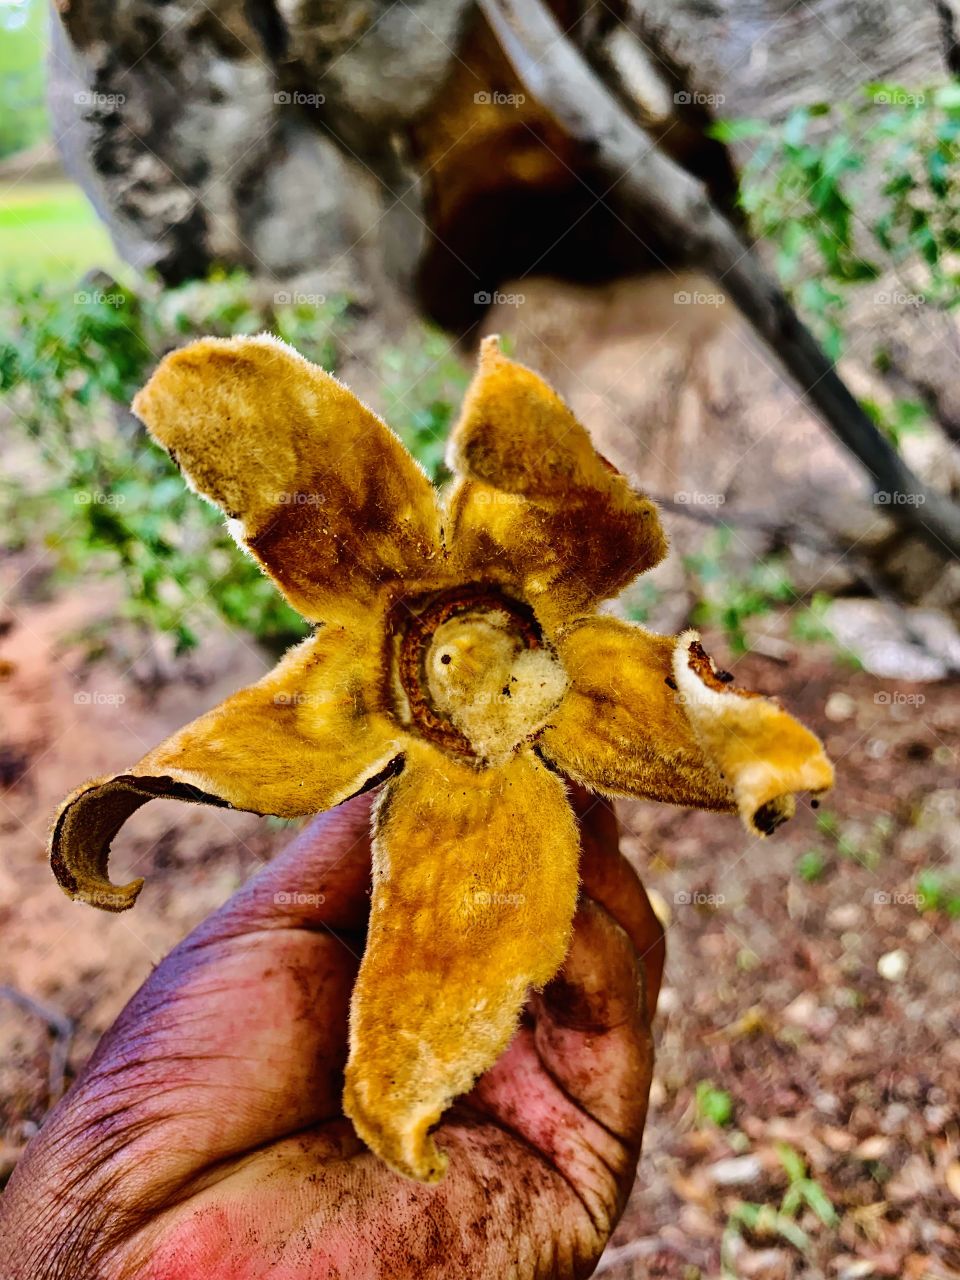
[0,985,74,1110]
[478,0,960,559]
[594,1236,692,1273]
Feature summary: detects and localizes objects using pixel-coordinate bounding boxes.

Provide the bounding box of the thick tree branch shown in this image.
[479,0,960,560]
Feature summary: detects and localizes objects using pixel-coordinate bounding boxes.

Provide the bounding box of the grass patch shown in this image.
[0,180,120,284]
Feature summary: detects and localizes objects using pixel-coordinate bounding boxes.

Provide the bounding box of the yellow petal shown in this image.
[132,334,443,620]
[51,610,407,911]
[343,741,580,1181]
[540,618,833,835]
[445,338,665,632]
[673,630,834,835]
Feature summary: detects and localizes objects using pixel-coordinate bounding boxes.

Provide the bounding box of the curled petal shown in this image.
[51,616,408,911]
[343,742,580,1181]
[445,338,665,632]
[539,618,832,835]
[132,334,443,620]
[673,630,834,834]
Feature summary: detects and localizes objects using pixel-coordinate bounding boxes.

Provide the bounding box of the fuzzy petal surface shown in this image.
[444,338,665,633]
[51,615,408,911]
[539,618,833,834]
[343,741,580,1181]
[132,334,443,620]
[672,630,835,835]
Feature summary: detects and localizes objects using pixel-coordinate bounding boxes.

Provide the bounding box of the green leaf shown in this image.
[696,1080,735,1127]
[801,1179,839,1227]
[935,82,960,110]
[707,118,769,143]
[795,849,827,882]
[777,1142,807,1184]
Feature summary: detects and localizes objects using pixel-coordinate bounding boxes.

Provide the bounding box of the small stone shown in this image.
[837,1261,878,1279]
[657,986,679,1014]
[821,1125,855,1152]
[648,1076,667,1109]
[782,992,818,1028]
[825,691,856,721]
[706,1154,763,1186]
[647,887,671,927]
[880,1101,911,1133]
[925,1104,952,1132]
[828,903,863,930]
[854,1134,890,1160]
[877,948,909,981]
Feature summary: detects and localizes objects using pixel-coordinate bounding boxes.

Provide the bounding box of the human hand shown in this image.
[2,789,664,1280]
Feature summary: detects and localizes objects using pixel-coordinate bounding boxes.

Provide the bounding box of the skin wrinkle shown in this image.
[44,333,833,1186]
[457,1104,607,1247]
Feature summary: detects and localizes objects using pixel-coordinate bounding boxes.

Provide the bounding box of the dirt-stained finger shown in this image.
[532,898,654,1150]
[570,785,666,1012]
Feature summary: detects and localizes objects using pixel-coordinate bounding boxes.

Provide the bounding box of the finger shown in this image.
[470,899,650,1234]
[534,900,653,1150]
[198,791,376,942]
[569,785,666,1012]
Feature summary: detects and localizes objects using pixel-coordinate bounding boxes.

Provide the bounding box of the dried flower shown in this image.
[50,334,833,1181]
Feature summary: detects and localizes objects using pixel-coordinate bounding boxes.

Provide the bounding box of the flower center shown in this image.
[393,587,567,763]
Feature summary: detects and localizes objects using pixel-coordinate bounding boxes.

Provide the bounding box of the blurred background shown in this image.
[1,1,960,1276]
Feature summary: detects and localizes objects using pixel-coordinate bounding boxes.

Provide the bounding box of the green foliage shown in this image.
[788,591,834,645]
[379,330,470,482]
[915,869,960,918]
[624,582,663,624]
[0,274,357,656]
[721,1144,837,1275]
[715,84,960,444]
[861,395,928,449]
[0,0,47,159]
[0,184,120,285]
[685,530,793,654]
[776,1143,839,1227]
[795,848,827,883]
[812,809,891,872]
[683,531,861,663]
[695,1080,734,1128]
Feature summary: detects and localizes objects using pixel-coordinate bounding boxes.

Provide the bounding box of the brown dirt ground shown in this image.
[1,547,959,1279]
